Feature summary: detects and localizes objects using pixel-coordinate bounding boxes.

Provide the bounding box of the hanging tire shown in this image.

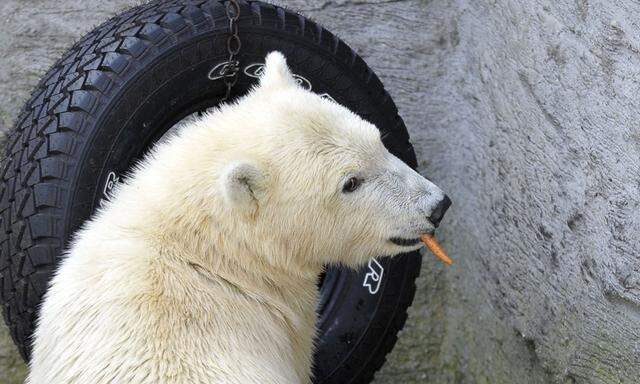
[0,1,422,383]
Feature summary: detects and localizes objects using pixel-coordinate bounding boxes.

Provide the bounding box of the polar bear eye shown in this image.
[342,177,362,193]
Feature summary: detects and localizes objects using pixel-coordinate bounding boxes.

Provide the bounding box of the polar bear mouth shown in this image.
[389,237,422,247]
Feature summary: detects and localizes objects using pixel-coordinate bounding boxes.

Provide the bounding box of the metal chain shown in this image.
[207,0,242,101]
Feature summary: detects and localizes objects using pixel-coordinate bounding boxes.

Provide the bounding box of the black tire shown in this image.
[0,1,422,383]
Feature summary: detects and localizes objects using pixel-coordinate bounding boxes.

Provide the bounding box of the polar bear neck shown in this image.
[90,116,323,317]
[99,163,321,293]
[81,148,319,382]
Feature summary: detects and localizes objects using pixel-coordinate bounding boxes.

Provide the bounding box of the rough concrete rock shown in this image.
[0,325,26,384]
[1,1,639,383]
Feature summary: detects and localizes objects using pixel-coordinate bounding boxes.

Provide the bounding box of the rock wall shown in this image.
[1,1,638,383]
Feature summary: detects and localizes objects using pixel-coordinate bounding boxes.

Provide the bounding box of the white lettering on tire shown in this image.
[363,258,384,295]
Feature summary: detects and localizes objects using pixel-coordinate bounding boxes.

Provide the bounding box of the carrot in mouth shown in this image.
[420,234,453,265]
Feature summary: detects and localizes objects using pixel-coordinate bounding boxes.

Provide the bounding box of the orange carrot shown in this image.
[420,234,453,265]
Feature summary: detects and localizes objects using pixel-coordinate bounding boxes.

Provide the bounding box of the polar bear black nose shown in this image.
[429,195,451,227]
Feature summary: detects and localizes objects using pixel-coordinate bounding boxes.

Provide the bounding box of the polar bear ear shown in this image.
[219,161,266,210]
[259,51,298,90]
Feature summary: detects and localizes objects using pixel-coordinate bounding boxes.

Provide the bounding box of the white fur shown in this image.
[27,52,446,384]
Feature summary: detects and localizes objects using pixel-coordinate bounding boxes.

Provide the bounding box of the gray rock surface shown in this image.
[1,0,639,383]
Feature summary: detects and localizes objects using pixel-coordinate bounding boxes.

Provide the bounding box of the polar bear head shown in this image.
[198,52,450,270]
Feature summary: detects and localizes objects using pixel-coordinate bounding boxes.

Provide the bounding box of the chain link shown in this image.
[223,0,241,101]
[208,0,242,101]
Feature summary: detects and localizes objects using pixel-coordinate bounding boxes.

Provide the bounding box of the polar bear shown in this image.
[27,52,450,384]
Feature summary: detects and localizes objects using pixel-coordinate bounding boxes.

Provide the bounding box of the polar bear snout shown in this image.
[428,194,451,227]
